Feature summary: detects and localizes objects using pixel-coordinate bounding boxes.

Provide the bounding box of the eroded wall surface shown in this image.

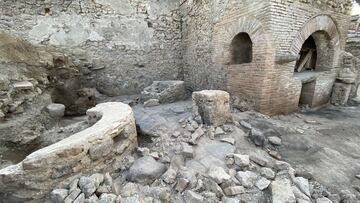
[0,0,183,95]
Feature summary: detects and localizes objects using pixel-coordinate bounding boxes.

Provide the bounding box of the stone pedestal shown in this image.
[192,90,232,126]
[331,82,352,106]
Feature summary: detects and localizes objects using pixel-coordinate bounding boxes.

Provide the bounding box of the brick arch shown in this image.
[212,15,275,65]
[290,15,340,67]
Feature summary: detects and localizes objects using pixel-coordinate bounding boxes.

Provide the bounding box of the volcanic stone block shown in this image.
[331,82,352,106]
[141,81,186,103]
[192,90,232,126]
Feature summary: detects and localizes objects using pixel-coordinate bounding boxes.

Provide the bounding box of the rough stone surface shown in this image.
[127,156,167,184]
[208,166,231,184]
[141,81,186,104]
[50,189,69,203]
[235,171,258,188]
[331,82,352,105]
[192,90,232,126]
[255,177,271,190]
[184,190,204,203]
[271,179,296,203]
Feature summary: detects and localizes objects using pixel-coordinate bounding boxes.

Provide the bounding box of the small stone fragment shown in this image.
[268,136,282,146]
[316,197,333,203]
[235,171,258,188]
[182,143,194,158]
[50,189,69,203]
[127,156,167,184]
[64,188,81,203]
[13,81,34,90]
[144,99,160,107]
[208,166,231,184]
[184,190,204,203]
[73,193,85,203]
[223,186,245,196]
[233,154,250,167]
[176,178,190,192]
[98,193,117,203]
[222,197,240,203]
[260,167,276,180]
[46,103,66,118]
[239,121,252,130]
[271,178,296,203]
[214,127,225,136]
[255,177,271,190]
[220,138,235,145]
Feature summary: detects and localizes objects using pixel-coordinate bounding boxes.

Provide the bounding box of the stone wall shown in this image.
[0,102,137,202]
[0,0,183,96]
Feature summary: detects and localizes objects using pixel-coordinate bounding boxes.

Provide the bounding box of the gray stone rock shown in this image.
[64,188,81,203]
[208,166,231,184]
[249,153,269,167]
[73,193,85,203]
[239,121,252,130]
[120,182,139,197]
[104,173,113,186]
[122,196,141,203]
[292,186,311,202]
[189,127,205,144]
[268,136,282,146]
[184,190,204,203]
[175,178,190,192]
[98,193,117,203]
[293,177,310,197]
[79,177,97,198]
[255,177,271,190]
[235,171,258,188]
[316,197,333,203]
[144,99,160,107]
[127,156,167,184]
[250,128,266,147]
[162,168,177,184]
[182,143,194,158]
[260,167,276,180]
[13,81,34,90]
[46,103,66,118]
[90,173,104,187]
[88,138,114,160]
[220,138,235,145]
[222,197,240,203]
[214,127,225,136]
[271,178,296,203]
[86,195,99,203]
[50,189,69,203]
[68,178,79,192]
[233,154,250,167]
[223,186,245,196]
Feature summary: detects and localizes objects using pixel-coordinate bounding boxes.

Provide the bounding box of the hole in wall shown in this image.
[230,32,253,64]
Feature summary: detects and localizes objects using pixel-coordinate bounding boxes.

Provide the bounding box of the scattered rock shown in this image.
[98,193,117,203]
[162,168,177,184]
[255,177,271,190]
[268,136,282,146]
[13,81,34,90]
[222,197,240,203]
[127,156,167,184]
[189,127,205,144]
[176,178,190,192]
[73,193,85,203]
[208,166,231,184]
[144,99,160,107]
[50,189,69,203]
[215,127,225,136]
[271,178,296,203]
[223,186,245,196]
[79,177,97,198]
[249,128,266,147]
[239,121,252,130]
[233,154,250,168]
[293,177,310,197]
[235,171,258,188]
[355,174,360,179]
[260,167,276,180]
[316,197,333,203]
[64,188,81,202]
[220,138,235,145]
[292,186,311,202]
[249,153,269,167]
[184,190,204,203]
[46,103,66,118]
[182,143,194,158]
